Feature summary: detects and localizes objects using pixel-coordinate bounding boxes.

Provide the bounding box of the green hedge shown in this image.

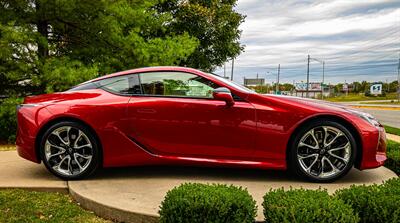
[385,140,400,175]
[263,188,359,223]
[335,178,400,223]
[159,183,257,223]
[0,97,23,143]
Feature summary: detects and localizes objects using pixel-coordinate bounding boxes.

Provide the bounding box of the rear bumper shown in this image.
[15,106,43,163]
[359,126,387,170]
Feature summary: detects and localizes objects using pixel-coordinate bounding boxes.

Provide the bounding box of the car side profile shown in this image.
[16,67,387,182]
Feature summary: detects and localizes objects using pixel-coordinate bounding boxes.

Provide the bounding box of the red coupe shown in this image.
[16,67,387,182]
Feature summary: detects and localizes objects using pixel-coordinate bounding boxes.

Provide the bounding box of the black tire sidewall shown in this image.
[289,120,357,183]
[39,121,100,180]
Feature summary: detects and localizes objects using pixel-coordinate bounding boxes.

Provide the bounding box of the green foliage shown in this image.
[0,0,203,97]
[159,183,257,223]
[335,178,400,223]
[263,188,359,223]
[385,139,400,175]
[33,57,98,93]
[0,189,108,222]
[0,97,23,143]
[384,125,400,136]
[156,0,245,71]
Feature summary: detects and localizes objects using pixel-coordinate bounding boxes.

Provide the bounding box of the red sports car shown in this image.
[16,67,387,182]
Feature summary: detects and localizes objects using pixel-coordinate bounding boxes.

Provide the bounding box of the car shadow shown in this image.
[85,165,380,185]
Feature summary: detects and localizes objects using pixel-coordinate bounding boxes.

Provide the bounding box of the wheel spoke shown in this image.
[310,129,319,147]
[48,148,66,159]
[325,131,343,147]
[298,142,319,150]
[306,155,319,172]
[52,131,68,145]
[73,154,84,171]
[74,143,92,149]
[73,130,83,148]
[329,142,350,152]
[328,152,348,163]
[325,157,340,173]
[75,153,92,160]
[322,127,329,147]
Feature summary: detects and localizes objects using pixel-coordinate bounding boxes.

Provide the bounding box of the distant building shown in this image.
[244,78,265,86]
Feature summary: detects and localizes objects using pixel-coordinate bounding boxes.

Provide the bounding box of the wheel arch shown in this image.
[286,114,363,169]
[35,116,103,166]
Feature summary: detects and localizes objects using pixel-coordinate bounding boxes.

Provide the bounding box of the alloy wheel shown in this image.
[44,126,93,176]
[296,126,351,179]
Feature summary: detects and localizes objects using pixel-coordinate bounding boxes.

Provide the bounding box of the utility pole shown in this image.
[306,55,310,98]
[230,58,235,81]
[276,64,280,94]
[397,52,400,102]
[321,61,325,99]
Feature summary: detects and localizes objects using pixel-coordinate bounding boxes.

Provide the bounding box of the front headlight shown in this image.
[348,109,381,127]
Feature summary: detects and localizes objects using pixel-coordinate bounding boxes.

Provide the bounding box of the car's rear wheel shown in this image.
[39,121,100,180]
[289,120,356,182]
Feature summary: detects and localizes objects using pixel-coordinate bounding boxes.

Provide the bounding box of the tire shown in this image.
[288,120,357,183]
[39,121,101,180]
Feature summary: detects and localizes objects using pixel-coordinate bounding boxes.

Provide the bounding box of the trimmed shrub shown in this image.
[263,188,359,223]
[385,140,400,175]
[159,183,257,223]
[335,178,400,223]
[0,97,23,143]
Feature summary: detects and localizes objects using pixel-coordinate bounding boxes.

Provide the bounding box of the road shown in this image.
[356,108,400,128]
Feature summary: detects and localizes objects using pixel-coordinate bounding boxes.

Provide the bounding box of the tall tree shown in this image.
[0,0,199,94]
[155,0,245,72]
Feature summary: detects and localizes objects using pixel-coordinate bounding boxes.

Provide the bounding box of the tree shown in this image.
[155,0,245,72]
[0,0,199,95]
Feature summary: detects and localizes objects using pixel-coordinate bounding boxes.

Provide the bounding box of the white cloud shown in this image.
[215,0,400,84]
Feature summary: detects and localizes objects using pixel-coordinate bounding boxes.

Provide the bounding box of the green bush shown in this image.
[159,183,257,223]
[335,178,400,223]
[385,140,400,175]
[0,97,23,143]
[263,188,359,223]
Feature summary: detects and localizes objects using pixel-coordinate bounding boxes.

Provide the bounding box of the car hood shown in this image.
[262,94,356,113]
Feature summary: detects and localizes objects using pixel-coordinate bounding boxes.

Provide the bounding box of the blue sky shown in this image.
[214,0,400,84]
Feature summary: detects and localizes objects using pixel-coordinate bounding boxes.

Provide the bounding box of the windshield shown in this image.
[210,74,254,93]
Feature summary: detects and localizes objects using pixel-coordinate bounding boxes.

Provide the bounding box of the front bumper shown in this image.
[359,125,387,170]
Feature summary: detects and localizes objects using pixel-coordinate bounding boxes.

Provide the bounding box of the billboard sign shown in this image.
[244,78,265,86]
[295,82,322,92]
[343,83,348,91]
[370,84,382,95]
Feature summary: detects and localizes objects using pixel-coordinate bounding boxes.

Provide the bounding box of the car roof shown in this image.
[82,66,207,85]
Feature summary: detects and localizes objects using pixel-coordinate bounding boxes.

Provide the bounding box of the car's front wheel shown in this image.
[39,121,100,180]
[289,120,356,182]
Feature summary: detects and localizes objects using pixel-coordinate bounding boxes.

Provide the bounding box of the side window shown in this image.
[96,74,141,95]
[140,72,219,98]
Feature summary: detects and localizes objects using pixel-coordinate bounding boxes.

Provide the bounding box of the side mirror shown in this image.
[213,87,235,106]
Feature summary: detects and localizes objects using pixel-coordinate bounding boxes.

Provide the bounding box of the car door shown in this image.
[126,71,257,159]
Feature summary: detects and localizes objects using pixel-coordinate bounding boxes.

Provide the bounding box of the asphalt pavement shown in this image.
[357,108,400,128]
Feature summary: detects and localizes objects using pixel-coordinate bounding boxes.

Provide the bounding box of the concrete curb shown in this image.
[350,105,400,110]
[69,184,159,223]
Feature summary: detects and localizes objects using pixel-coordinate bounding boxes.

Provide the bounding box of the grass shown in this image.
[384,125,400,136]
[360,101,400,105]
[385,139,400,175]
[0,144,15,151]
[0,189,109,223]
[324,93,398,102]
